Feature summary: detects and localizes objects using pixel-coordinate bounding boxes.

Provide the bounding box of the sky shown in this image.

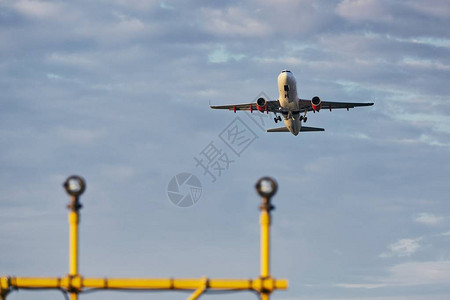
[0,0,449,299]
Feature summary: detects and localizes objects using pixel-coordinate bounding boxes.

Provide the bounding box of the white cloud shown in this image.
[415,213,444,226]
[208,46,246,63]
[334,283,385,289]
[99,164,136,182]
[201,7,272,38]
[387,260,450,286]
[75,17,151,44]
[412,37,450,48]
[57,127,106,146]
[336,260,450,288]
[402,57,450,71]
[46,73,62,80]
[410,0,450,19]
[380,237,422,258]
[13,0,62,18]
[336,0,390,22]
[113,0,159,10]
[336,0,450,39]
[47,52,96,68]
[159,1,175,10]
[252,55,303,66]
[392,112,450,135]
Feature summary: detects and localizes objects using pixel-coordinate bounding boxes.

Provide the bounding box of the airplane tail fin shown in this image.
[267,126,325,133]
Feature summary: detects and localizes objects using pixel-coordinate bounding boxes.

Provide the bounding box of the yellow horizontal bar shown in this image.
[1,276,287,292]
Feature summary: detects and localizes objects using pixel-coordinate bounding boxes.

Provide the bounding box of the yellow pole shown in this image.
[260,209,270,277]
[187,277,208,300]
[260,196,272,300]
[68,196,80,300]
[0,276,287,292]
[69,211,79,276]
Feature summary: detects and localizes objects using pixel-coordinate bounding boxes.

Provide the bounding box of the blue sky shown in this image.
[1,0,449,299]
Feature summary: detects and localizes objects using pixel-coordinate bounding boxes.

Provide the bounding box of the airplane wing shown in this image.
[210,100,281,112]
[298,99,374,112]
[211,99,373,113]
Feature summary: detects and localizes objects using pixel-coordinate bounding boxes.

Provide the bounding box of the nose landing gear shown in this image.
[274,115,282,123]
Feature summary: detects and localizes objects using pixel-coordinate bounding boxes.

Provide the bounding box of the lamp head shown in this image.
[63,175,86,197]
[255,177,278,199]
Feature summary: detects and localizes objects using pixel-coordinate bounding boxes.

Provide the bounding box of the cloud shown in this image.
[208,46,246,63]
[336,0,391,22]
[99,164,137,182]
[409,0,450,19]
[12,0,62,19]
[1,1,450,300]
[336,260,450,288]
[113,0,159,10]
[390,260,450,286]
[201,6,272,38]
[46,52,97,69]
[159,1,175,10]
[334,283,386,289]
[57,127,107,146]
[415,213,444,226]
[380,237,422,258]
[336,0,450,39]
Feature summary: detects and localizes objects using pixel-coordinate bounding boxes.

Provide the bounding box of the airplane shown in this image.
[210,70,374,136]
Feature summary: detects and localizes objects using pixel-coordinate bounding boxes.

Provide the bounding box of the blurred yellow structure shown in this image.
[0,176,287,300]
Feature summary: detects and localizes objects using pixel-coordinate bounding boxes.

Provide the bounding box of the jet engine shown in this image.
[311,96,322,112]
[256,97,267,112]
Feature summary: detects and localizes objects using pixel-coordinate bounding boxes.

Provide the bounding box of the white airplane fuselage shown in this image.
[277,70,301,136]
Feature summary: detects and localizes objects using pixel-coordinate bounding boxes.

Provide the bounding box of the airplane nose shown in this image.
[278,72,288,81]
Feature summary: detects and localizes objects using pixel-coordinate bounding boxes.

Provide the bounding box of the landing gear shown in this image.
[274,115,282,123]
[300,109,308,123]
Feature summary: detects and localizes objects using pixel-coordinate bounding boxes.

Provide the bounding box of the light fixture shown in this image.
[63,175,86,197]
[255,177,278,199]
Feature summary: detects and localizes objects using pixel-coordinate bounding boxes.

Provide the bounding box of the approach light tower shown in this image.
[64,175,85,300]
[0,176,288,300]
[256,177,277,300]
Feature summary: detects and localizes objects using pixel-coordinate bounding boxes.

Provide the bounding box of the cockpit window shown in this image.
[284,85,289,91]
[281,70,291,73]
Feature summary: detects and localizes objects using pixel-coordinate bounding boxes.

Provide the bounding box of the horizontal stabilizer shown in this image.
[267,126,325,133]
[267,127,290,132]
[300,126,325,132]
